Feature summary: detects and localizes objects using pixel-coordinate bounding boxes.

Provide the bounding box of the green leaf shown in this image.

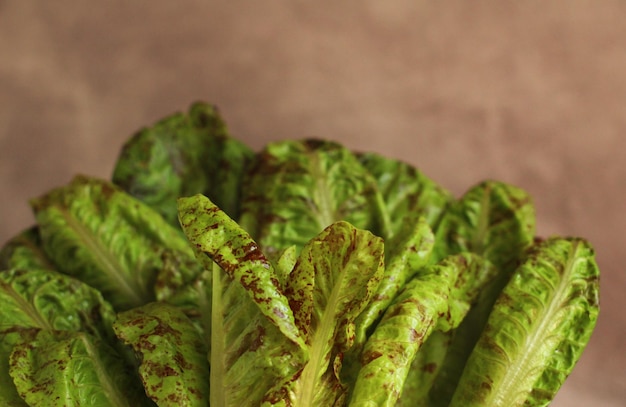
[30,175,202,311]
[348,253,494,407]
[432,180,535,268]
[0,268,117,340]
[357,152,453,239]
[178,194,306,406]
[264,221,385,406]
[448,238,600,406]
[112,102,254,225]
[353,216,435,345]
[113,302,210,407]
[0,227,55,271]
[341,216,435,388]
[9,330,153,407]
[237,139,381,258]
[421,180,536,406]
[0,268,122,405]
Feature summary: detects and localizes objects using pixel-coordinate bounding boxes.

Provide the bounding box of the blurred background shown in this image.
[1,1,624,405]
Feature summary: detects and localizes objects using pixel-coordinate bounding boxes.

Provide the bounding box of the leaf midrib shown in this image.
[60,207,144,307]
[491,242,580,406]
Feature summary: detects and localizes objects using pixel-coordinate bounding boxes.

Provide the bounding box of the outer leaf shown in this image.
[9,330,152,407]
[237,139,381,258]
[0,268,117,340]
[113,302,210,407]
[449,238,600,407]
[264,221,385,406]
[178,195,306,407]
[112,102,254,224]
[0,227,55,271]
[420,180,536,406]
[357,152,452,239]
[348,253,494,407]
[30,175,202,311]
[0,268,122,405]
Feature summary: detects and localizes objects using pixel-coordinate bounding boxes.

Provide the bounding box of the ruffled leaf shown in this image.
[349,253,494,407]
[30,176,202,311]
[9,330,152,407]
[113,302,210,406]
[449,238,600,406]
[178,194,306,406]
[264,221,384,406]
[112,102,253,225]
[237,139,381,258]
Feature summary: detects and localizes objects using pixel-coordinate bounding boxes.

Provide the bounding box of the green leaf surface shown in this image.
[349,253,494,407]
[0,268,117,340]
[30,175,201,311]
[357,152,452,239]
[0,227,55,272]
[449,238,600,407]
[0,268,121,405]
[265,221,385,406]
[237,139,381,258]
[113,302,210,407]
[421,180,536,406]
[432,180,535,268]
[353,216,435,346]
[9,330,153,407]
[178,194,306,406]
[112,102,254,225]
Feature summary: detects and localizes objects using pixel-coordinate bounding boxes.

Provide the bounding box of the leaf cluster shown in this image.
[0,102,599,406]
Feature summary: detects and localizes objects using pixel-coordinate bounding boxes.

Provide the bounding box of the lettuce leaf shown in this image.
[178,194,306,406]
[348,253,495,406]
[30,176,202,311]
[0,227,55,272]
[237,139,382,258]
[0,268,133,406]
[357,152,452,239]
[448,237,600,406]
[113,302,210,406]
[264,221,384,406]
[413,180,536,405]
[112,102,254,225]
[9,330,153,407]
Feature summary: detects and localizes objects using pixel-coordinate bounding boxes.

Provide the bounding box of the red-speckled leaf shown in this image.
[113,302,210,407]
[264,221,384,406]
[237,139,382,259]
[349,253,494,407]
[177,195,306,406]
[9,330,152,407]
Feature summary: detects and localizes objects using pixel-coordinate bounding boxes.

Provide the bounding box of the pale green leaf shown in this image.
[448,238,600,407]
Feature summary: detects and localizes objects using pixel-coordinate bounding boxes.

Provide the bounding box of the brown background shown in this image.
[1,1,624,405]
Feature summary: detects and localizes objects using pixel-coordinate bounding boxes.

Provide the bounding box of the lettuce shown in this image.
[0,103,599,406]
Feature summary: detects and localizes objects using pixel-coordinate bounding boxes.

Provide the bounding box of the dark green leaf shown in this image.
[0,227,55,271]
[112,102,254,225]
